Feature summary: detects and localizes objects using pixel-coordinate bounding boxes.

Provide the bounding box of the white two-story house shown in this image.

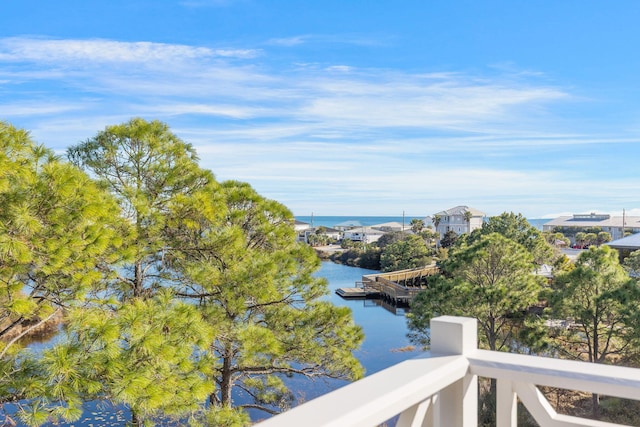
[433,205,485,240]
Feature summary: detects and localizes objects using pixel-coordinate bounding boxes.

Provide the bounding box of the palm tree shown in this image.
[463,210,473,234]
[433,214,442,248]
[410,218,425,234]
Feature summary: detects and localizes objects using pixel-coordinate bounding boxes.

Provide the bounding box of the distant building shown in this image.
[343,226,385,244]
[333,220,364,231]
[294,220,311,232]
[433,205,485,239]
[297,225,341,244]
[543,213,640,241]
[371,221,406,232]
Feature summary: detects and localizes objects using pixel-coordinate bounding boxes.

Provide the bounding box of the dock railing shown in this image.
[257,316,640,427]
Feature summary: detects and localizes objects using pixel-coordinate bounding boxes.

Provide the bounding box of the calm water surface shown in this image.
[10,262,418,426]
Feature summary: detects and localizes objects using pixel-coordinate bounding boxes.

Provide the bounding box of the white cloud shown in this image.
[0,101,82,116]
[267,36,309,47]
[0,37,258,65]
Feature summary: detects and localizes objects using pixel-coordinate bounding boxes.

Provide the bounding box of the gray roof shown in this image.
[314,226,341,233]
[334,220,363,227]
[544,215,640,229]
[607,233,640,250]
[371,221,406,230]
[434,205,485,217]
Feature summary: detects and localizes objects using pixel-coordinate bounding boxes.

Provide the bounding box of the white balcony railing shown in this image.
[257,316,640,427]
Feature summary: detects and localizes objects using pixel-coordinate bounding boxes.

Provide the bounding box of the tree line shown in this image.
[0,119,364,426]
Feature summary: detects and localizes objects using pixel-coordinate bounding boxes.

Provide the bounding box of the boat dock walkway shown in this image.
[336,265,439,305]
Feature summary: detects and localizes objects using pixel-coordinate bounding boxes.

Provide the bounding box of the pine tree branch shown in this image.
[0,308,61,359]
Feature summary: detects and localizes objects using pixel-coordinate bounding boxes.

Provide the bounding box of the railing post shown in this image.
[430,316,478,427]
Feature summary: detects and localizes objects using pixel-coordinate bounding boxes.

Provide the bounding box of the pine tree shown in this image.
[550,246,640,417]
[0,121,126,425]
[167,180,364,419]
[66,118,218,425]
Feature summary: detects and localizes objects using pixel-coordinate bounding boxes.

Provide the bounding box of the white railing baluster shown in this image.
[497,379,517,427]
[396,397,432,427]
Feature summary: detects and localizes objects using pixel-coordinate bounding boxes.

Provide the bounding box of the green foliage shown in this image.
[439,230,458,249]
[307,232,330,246]
[410,218,425,233]
[597,231,612,245]
[464,212,553,265]
[549,246,638,364]
[376,231,406,249]
[553,225,602,237]
[0,121,128,425]
[59,292,215,425]
[542,231,570,247]
[67,117,215,300]
[340,238,355,249]
[200,406,251,427]
[329,247,381,269]
[380,235,431,272]
[3,119,365,426]
[61,118,221,425]
[166,180,365,416]
[408,233,543,351]
[548,246,640,416]
[623,249,640,277]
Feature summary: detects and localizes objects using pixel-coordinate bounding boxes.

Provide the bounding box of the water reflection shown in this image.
[363,298,409,316]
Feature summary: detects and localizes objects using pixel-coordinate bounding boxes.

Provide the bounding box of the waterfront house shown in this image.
[433,205,485,240]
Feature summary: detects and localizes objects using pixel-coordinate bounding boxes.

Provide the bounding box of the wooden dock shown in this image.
[335,287,380,299]
[336,265,439,305]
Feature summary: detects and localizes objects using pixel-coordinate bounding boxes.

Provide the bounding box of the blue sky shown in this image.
[2,1,640,218]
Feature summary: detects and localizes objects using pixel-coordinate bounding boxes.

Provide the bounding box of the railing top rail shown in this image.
[469,350,640,401]
[255,317,640,427]
[256,354,468,427]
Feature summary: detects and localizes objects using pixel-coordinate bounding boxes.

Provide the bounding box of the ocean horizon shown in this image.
[295,215,549,230]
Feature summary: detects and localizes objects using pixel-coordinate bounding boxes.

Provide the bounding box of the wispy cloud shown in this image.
[2,36,632,216]
[0,37,259,64]
[267,36,310,47]
[266,34,390,48]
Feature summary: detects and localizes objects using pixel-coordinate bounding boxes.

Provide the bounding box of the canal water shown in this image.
[9,262,419,426]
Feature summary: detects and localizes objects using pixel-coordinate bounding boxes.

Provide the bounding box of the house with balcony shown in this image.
[258,316,640,427]
[433,206,485,240]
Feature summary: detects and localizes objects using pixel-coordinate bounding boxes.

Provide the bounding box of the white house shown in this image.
[343,226,385,244]
[294,220,311,232]
[294,220,311,242]
[433,205,485,240]
[298,226,342,244]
